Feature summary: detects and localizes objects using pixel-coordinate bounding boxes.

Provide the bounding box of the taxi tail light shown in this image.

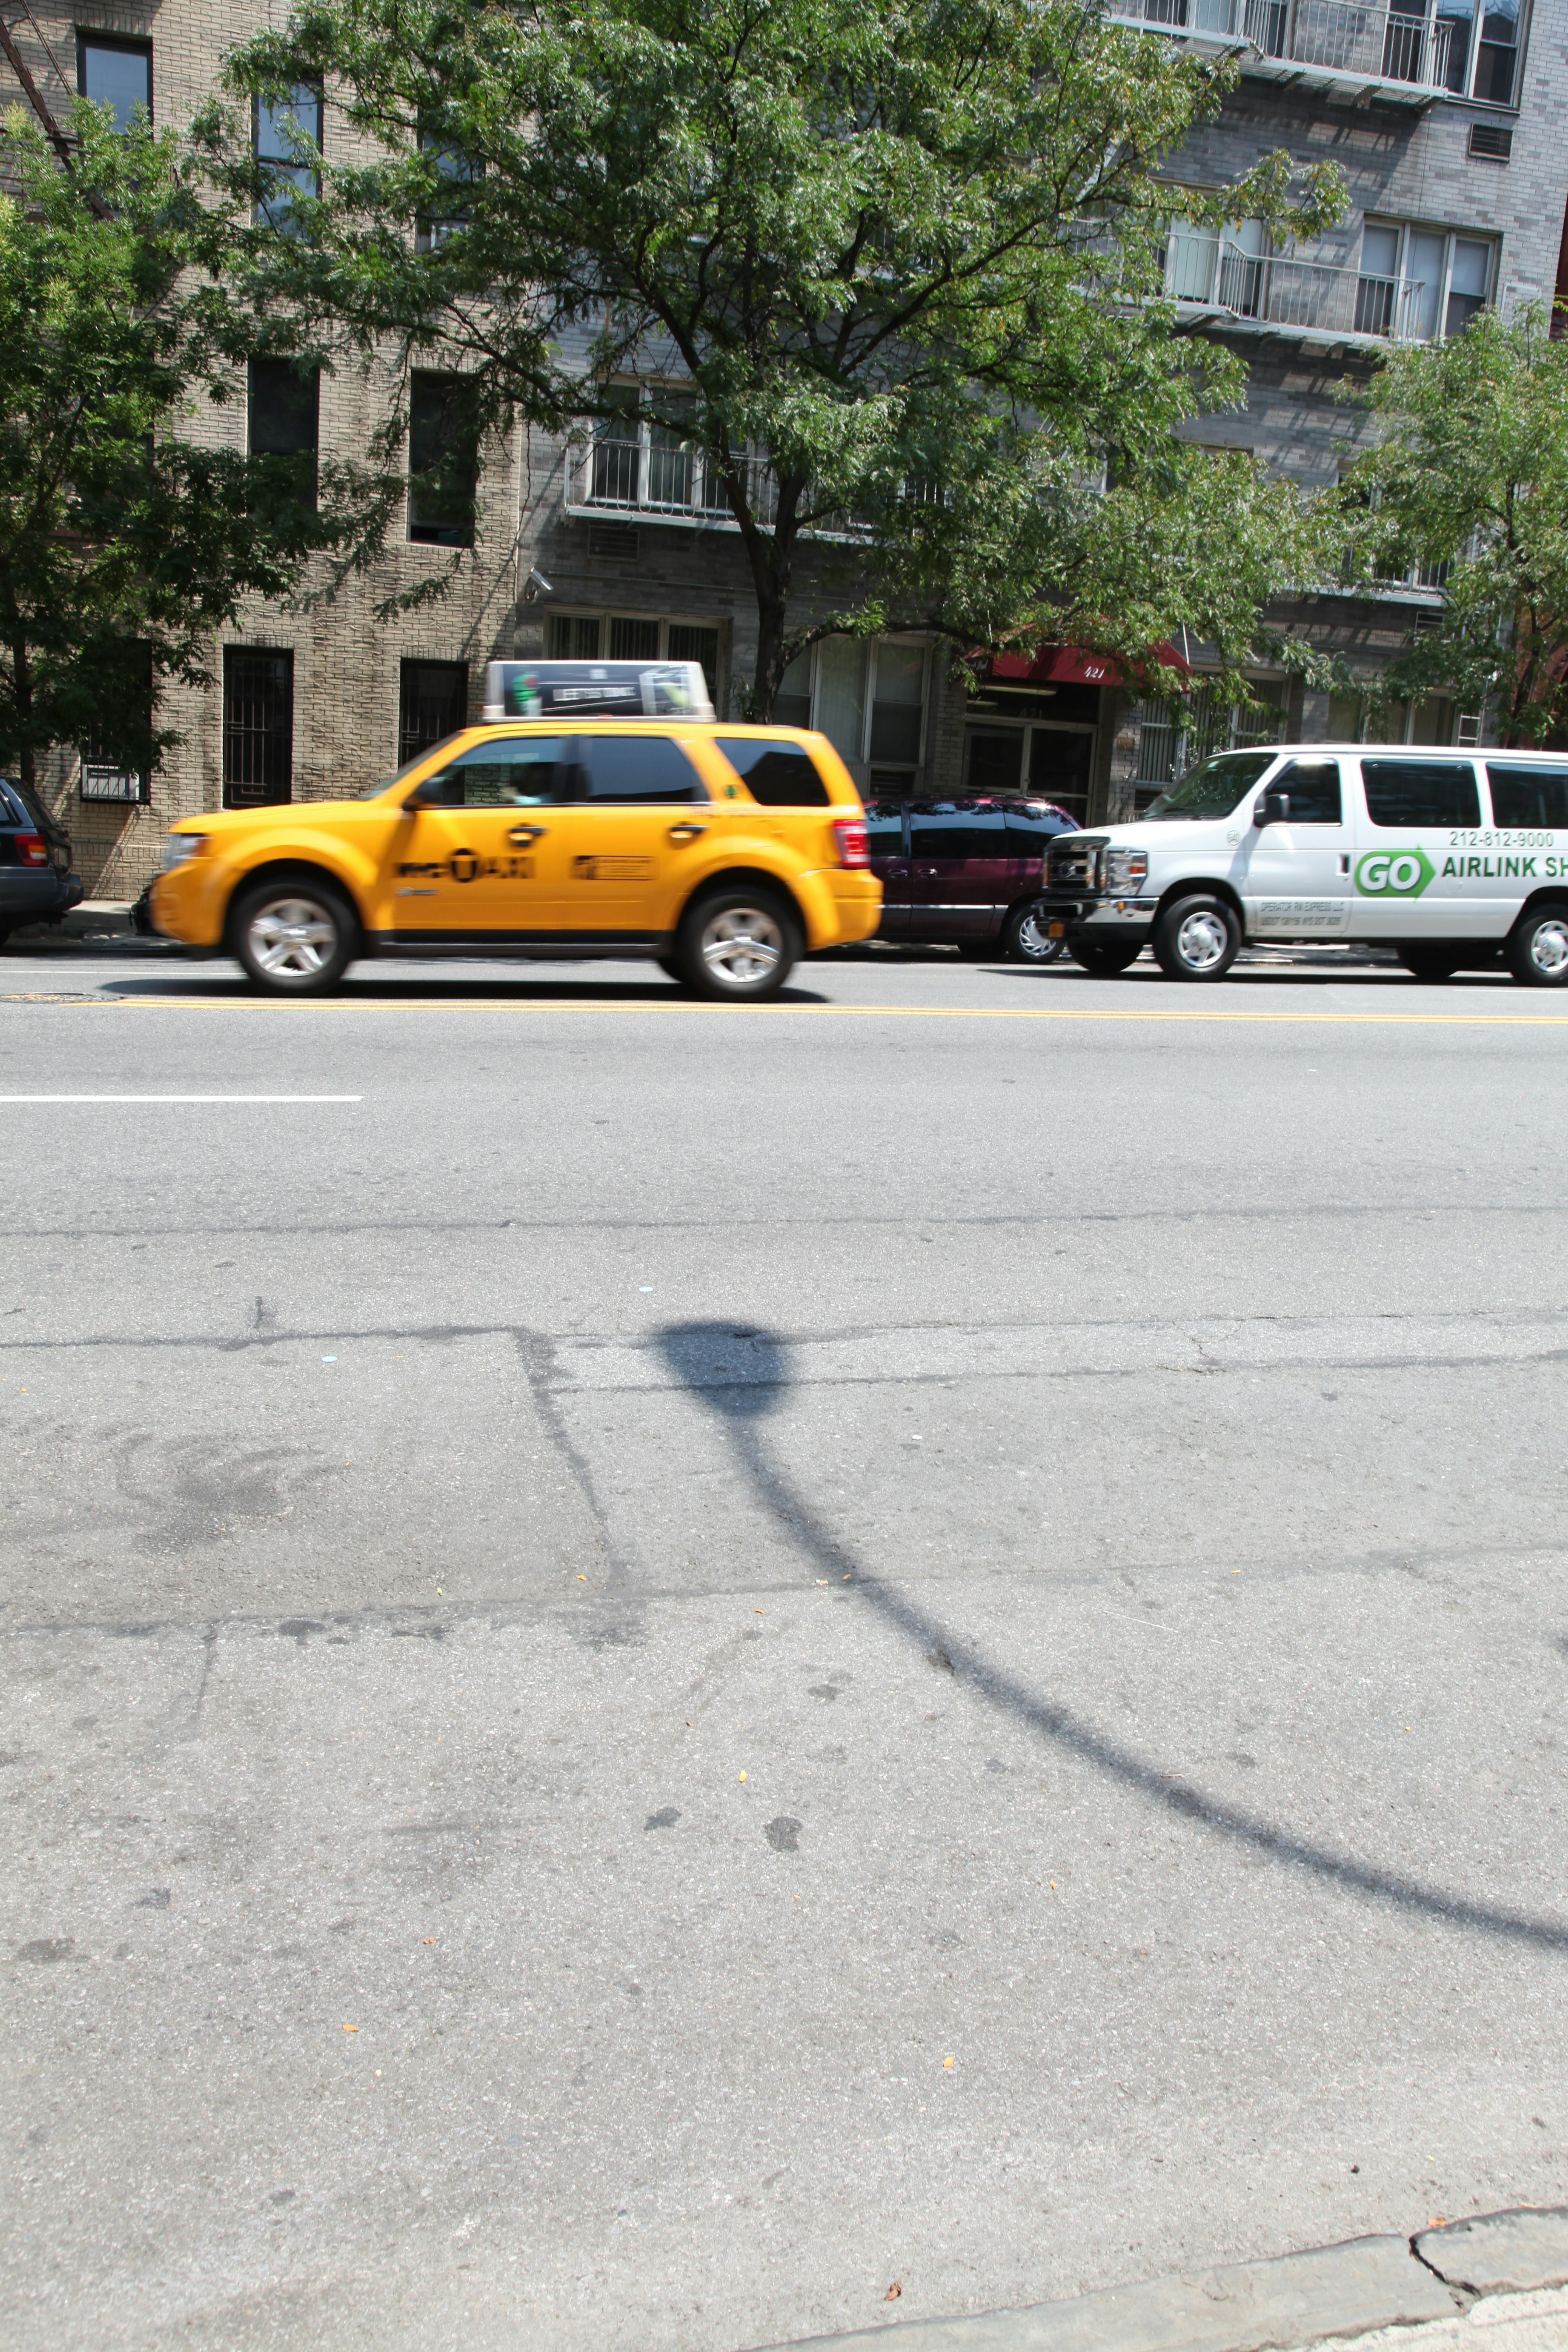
[16,831,47,868]
[832,818,870,869]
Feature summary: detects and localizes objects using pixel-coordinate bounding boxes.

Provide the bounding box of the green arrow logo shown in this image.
[1355,847,1437,897]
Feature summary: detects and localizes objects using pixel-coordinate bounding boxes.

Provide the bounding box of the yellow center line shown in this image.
[4,992,1568,1027]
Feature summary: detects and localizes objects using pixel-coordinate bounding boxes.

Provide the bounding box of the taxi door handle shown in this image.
[508,825,547,846]
[668,823,707,843]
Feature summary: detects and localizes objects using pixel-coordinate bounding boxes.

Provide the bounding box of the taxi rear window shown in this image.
[715,737,831,806]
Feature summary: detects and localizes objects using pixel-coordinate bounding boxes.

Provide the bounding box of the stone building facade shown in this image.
[3,0,1566,891]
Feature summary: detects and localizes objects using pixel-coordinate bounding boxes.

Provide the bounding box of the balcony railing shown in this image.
[1112,0,1452,94]
[1168,232,1433,342]
[567,430,780,528]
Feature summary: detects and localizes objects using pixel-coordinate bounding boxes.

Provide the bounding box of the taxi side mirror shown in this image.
[403,775,449,809]
[1254,789,1290,828]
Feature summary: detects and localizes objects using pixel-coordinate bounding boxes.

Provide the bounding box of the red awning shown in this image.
[976,641,1191,688]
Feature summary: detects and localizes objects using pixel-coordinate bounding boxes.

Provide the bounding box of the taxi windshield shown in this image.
[1143,749,1278,821]
[359,735,466,797]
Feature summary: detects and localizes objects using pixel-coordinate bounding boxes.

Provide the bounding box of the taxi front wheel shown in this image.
[232,877,356,995]
[676,886,801,1000]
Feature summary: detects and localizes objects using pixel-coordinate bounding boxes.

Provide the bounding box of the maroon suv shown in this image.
[864,795,1080,960]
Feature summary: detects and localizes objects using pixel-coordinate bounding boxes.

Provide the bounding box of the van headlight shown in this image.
[161,833,207,871]
[1105,847,1148,891]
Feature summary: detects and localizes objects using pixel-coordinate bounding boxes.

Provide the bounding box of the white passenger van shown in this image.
[1036,744,1568,985]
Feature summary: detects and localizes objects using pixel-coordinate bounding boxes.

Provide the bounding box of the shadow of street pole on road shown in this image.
[656,1319,1568,1956]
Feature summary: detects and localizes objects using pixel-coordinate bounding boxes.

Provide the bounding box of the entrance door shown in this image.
[383,733,567,941]
[1350,757,1501,940]
[864,798,910,938]
[907,802,1011,942]
[1238,755,1354,940]
[546,730,710,941]
[1027,728,1095,826]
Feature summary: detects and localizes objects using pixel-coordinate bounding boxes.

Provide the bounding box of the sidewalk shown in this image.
[758,2209,1568,2352]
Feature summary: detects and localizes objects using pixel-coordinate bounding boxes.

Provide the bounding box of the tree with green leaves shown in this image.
[0,103,393,791]
[203,0,1343,716]
[1339,307,1568,748]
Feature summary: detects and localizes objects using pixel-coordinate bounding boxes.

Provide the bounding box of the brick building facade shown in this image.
[3,0,1565,893]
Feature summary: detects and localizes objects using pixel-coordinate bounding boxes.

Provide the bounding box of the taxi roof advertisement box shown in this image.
[483,659,715,722]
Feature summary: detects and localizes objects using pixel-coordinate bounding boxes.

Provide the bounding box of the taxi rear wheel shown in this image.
[232,878,356,995]
[676,886,801,1000]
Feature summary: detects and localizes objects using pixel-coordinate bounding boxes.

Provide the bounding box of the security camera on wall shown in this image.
[521,566,554,604]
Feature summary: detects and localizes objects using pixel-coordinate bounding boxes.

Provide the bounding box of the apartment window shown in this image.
[545,615,722,705]
[1357,223,1494,342]
[408,374,479,546]
[1437,0,1521,103]
[398,659,468,766]
[254,85,323,234]
[77,35,151,131]
[1164,217,1266,309]
[223,649,294,808]
[247,360,319,508]
[779,639,929,776]
[415,131,477,254]
[1327,692,1459,745]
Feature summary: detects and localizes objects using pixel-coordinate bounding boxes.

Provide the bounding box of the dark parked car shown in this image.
[0,777,83,944]
[864,794,1080,960]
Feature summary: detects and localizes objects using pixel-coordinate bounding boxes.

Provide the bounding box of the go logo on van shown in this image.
[1355,846,1437,897]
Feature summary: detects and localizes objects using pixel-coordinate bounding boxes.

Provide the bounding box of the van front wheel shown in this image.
[1153,894,1241,982]
[1507,903,1568,988]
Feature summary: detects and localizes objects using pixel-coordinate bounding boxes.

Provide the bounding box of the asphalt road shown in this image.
[4,941,1568,2352]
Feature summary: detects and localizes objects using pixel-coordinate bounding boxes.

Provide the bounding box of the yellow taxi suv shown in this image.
[150,659,880,999]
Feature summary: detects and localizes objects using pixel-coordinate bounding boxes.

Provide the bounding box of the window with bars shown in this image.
[545,614,722,705]
[398,659,468,766]
[1133,683,1285,796]
[223,649,294,808]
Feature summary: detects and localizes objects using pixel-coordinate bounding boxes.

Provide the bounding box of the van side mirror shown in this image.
[1254,789,1290,828]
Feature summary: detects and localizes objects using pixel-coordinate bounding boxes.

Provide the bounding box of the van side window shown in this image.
[1270,759,1342,824]
[908,804,1008,860]
[862,799,906,856]
[715,737,831,806]
[584,735,704,804]
[1361,762,1480,829]
[1488,767,1568,829]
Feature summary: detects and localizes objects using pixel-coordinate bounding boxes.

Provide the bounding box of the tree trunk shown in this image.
[741,474,804,722]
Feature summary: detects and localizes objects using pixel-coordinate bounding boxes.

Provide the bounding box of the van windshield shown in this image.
[1143,749,1278,821]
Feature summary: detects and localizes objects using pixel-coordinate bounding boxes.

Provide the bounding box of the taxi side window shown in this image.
[583,735,704,804]
[1270,759,1342,824]
[421,737,566,807]
[714,737,831,806]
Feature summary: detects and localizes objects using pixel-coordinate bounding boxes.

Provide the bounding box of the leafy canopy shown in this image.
[0,104,393,787]
[1340,309,1568,748]
[206,0,1344,712]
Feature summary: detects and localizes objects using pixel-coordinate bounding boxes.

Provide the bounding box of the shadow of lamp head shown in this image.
[654,1322,788,1421]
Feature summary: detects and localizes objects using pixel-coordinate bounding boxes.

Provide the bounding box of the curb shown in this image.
[755,2208,1568,2352]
